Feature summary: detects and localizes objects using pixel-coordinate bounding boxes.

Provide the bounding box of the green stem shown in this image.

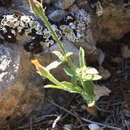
[35,6,75,68]
[38,8,66,54]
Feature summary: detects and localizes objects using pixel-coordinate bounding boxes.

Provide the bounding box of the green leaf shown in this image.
[61,81,82,93]
[46,60,62,71]
[83,74,102,81]
[53,51,63,60]
[32,59,60,85]
[81,93,95,107]
[44,84,76,93]
[64,67,80,83]
[44,81,82,93]
[52,51,70,62]
[81,80,95,106]
[86,67,99,74]
[28,0,45,18]
[65,52,73,57]
[79,47,86,68]
[82,80,95,96]
[64,67,75,77]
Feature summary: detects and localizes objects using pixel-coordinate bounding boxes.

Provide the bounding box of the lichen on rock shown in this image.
[0,8,96,55]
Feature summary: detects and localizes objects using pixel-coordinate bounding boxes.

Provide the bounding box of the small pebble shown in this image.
[99,66,111,80]
[43,0,52,5]
[53,0,75,9]
[48,9,66,22]
[88,124,102,130]
[81,104,87,111]
[63,124,73,130]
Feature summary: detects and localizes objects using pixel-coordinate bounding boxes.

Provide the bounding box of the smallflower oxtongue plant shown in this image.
[29,0,102,107]
[32,48,102,107]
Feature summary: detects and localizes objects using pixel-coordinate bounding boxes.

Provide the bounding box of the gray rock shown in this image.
[63,124,73,130]
[0,45,20,95]
[62,39,79,55]
[42,0,52,5]
[49,39,79,56]
[0,0,12,7]
[92,1,130,42]
[11,0,44,25]
[0,44,45,128]
[48,9,66,22]
[53,0,75,9]
[11,0,30,14]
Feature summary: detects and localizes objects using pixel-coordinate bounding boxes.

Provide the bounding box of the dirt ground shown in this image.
[15,32,130,130]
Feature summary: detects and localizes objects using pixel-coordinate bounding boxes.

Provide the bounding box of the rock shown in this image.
[97,49,105,65]
[88,124,103,130]
[0,44,45,128]
[63,39,79,54]
[99,66,111,80]
[93,1,130,42]
[81,104,87,111]
[11,0,30,14]
[48,9,66,22]
[63,124,73,130]
[43,0,52,5]
[69,4,79,13]
[49,39,79,57]
[94,85,111,101]
[53,0,75,9]
[0,0,12,7]
[11,0,44,25]
[76,0,89,9]
[121,45,130,58]
[0,45,20,95]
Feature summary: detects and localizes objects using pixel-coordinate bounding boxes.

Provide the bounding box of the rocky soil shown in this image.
[0,0,130,129]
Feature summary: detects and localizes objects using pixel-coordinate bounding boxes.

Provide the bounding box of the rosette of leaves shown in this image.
[32,48,102,107]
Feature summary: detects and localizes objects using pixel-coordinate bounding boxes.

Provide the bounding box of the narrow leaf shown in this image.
[64,68,80,83]
[65,52,73,57]
[28,0,44,17]
[44,84,77,93]
[64,67,75,77]
[44,82,81,93]
[79,47,86,68]
[52,51,68,62]
[61,81,82,93]
[82,81,95,96]
[83,74,102,81]
[32,59,60,85]
[86,67,99,74]
[52,51,63,60]
[81,80,95,106]
[46,60,62,71]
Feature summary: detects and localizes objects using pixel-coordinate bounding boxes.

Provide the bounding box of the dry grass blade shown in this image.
[52,115,62,129]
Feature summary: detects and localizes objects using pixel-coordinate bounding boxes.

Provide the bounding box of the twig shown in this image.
[33,114,58,123]
[50,101,76,117]
[72,111,87,130]
[124,120,130,130]
[81,117,121,130]
[18,114,58,129]
[52,115,62,129]
[95,105,111,113]
[50,101,122,130]
[125,120,130,125]
[29,118,33,130]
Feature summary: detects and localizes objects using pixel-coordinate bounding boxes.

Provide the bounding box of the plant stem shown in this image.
[37,8,66,54]
[32,2,75,67]
[41,9,74,67]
